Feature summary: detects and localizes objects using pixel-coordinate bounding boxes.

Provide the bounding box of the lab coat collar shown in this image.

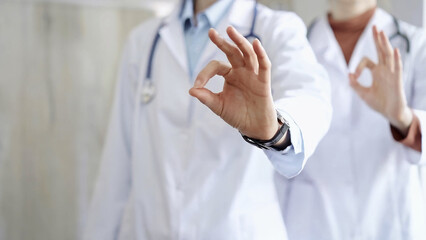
[166,0,254,30]
[180,0,234,29]
[311,16,348,73]
[180,0,194,24]
[159,3,189,76]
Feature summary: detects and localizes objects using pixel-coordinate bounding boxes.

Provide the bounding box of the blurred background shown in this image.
[0,0,425,239]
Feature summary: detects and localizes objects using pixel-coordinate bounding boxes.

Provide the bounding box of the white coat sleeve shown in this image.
[408,30,426,165]
[262,12,332,178]
[83,37,137,240]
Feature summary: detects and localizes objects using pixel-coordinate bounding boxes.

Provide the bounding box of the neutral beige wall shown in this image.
[0,2,154,239]
[391,0,425,27]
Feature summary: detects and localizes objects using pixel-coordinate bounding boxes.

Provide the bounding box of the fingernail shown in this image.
[188,88,195,96]
[228,26,236,33]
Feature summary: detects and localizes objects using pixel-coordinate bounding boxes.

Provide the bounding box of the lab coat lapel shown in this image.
[195,0,254,75]
[159,8,189,76]
[348,9,393,72]
[315,17,348,73]
[347,22,376,73]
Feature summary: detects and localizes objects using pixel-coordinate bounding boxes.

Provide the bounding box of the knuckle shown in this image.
[211,60,220,67]
[247,50,256,58]
[216,38,223,46]
[260,59,271,70]
[226,46,238,56]
[234,36,246,45]
[246,64,255,71]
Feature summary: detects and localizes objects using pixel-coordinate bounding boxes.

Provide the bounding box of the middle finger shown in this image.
[209,28,245,68]
[227,26,258,71]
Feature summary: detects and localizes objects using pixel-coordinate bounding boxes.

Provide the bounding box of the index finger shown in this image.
[194,60,231,88]
[379,31,395,69]
[209,28,244,68]
[354,57,376,77]
[373,26,385,65]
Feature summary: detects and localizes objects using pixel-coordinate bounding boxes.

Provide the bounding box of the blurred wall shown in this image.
[0,1,155,239]
[0,0,422,240]
[391,0,426,27]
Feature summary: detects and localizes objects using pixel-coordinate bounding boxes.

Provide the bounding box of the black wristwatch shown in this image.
[242,111,290,150]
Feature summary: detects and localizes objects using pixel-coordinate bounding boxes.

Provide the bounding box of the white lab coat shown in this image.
[278,9,426,240]
[84,1,331,239]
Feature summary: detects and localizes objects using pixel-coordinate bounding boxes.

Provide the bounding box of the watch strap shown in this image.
[242,111,290,150]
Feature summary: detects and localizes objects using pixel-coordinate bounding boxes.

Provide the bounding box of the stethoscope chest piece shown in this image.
[141,79,155,104]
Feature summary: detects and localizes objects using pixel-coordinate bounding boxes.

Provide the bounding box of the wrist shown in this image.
[241,111,291,150]
[389,107,413,136]
[272,124,290,149]
[241,110,280,140]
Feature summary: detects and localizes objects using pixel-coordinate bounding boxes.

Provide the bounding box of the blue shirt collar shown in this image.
[180,0,234,29]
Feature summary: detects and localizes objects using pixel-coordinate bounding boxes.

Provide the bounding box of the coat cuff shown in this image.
[263,110,305,178]
[390,111,422,152]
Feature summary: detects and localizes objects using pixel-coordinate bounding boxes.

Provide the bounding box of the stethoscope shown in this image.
[389,16,410,53]
[141,0,261,104]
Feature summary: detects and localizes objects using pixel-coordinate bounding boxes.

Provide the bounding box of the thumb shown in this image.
[189,87,223,116]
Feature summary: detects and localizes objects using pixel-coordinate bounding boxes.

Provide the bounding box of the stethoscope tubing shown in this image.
[389,16,410,53]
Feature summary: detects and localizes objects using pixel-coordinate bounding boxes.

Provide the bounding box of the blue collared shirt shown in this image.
[180,0,233,78]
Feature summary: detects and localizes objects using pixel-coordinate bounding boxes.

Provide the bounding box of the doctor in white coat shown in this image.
[84,0,331,239]
[278,0,426,239]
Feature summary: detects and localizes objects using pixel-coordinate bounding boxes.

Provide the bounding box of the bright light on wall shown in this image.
[30,0,178,17]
